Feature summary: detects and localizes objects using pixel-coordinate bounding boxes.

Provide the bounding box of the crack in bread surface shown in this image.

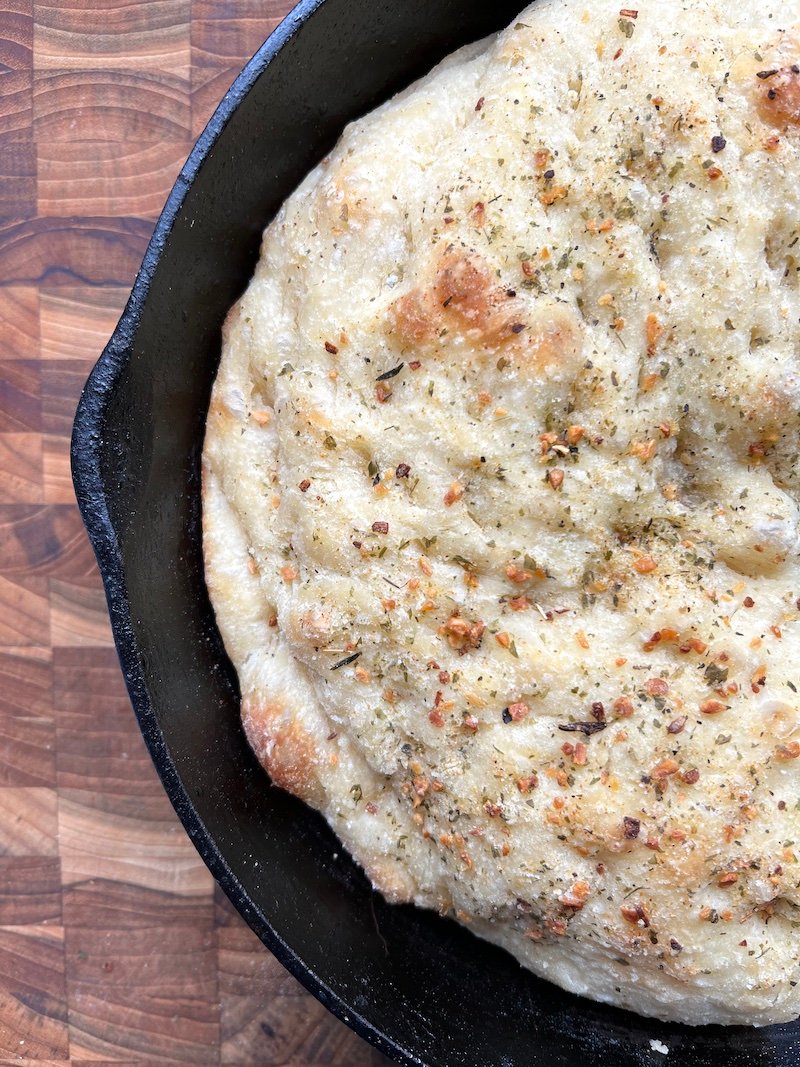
[203,0,800,1026]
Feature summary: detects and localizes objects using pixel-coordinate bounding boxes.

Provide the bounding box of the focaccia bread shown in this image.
[203,0,800,1025]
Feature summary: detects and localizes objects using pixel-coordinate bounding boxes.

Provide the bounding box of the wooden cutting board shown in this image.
[0,1,391,1062]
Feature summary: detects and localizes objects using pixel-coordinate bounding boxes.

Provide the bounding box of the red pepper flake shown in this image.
[613,47,624,61]
[507,701,530,722]
[651,758,680,779]
[484,801,503,817]
[718,871,738,887]
[559,880,591,910]
[619,7,638,16]
[633,555,657,574]
[475,96,485,111]
[324,341,339,354]
[462,714,479,732]
[645,677,669,697]
[517,773,539,793]
[365,802,378,815]
[680,768,700,785]
[375,382,392,403]
[613,696,635,718]
[743,596,755,608]
[440,613,485,652]
[428,708,445,727]
[371,521,389,534]
[620,902,650,927]
[409,360,422,370]
[299,479,311,492]
[396,463,411,478]
[776,742,800,760]
[700,699,727,715]
[623,816,641,839]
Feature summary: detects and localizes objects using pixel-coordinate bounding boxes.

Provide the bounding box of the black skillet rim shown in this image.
[70,2,417,1062]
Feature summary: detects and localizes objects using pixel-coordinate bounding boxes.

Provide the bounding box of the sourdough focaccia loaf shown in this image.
[203,0,800,1025]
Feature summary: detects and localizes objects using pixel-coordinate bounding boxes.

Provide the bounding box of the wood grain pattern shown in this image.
[0,288,39,360]
[38,141,196,219]
[0,0,393,1062]
[0,924,68,1061]
[34,0,190,70]
[0,139,36,220]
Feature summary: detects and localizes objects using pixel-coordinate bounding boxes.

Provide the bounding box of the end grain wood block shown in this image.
[42,435,72,505]
[39,287,128,361]
[65,925,219,1063]
[0,1,33,141]
[41,359,94,437]
[0,924,68,1061]
[0,506,111,646]
[0,216,153,286]
[33,68,191,141]
[0,504,85,578]
[0,140,36,219]
[55,648,215,918]
[58,795,214,904]
[0,0,32,69]
[62,877,215,932]
[54,647,177,806]
[34,0,190,70]
[191,0,283,67]
[0,288,39,361]
[0,574,49,646]
[49,578,113,647]
[0,69,32,140]
[38,141,195,219]
[0,787,57,855]
[0,648,54,787]
[0,433,42,502]
[0,856,61,924]
[219,919,391,1067]
[0,361,41,433]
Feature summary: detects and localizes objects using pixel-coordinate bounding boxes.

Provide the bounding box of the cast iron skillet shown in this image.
[71,2,800,1064]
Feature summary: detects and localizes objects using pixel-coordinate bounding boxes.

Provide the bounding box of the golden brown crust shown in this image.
[757,65,800,128]
[241,694,327,809]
